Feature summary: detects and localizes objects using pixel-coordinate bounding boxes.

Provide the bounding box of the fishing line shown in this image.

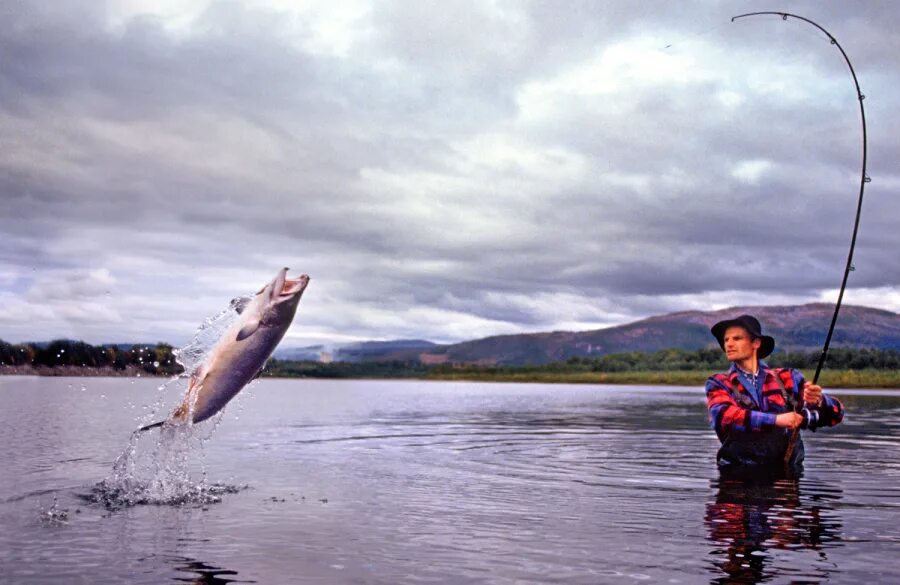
[657,21,731,50]
[730,12,869,462]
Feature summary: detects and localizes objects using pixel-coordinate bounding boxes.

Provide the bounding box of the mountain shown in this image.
[333,339,437,362]
[341,304,900,366]
[274,339,438,363]
[274,345,331,361]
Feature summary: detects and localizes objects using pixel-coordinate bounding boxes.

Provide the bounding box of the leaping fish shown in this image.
[140,267,309,431]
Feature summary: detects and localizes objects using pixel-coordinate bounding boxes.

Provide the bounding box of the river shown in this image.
[1,377,898,584]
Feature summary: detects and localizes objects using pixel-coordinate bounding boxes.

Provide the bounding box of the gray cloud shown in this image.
[1,0,898,346]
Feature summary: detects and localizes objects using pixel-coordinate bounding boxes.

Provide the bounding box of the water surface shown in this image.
[1,377,898,584]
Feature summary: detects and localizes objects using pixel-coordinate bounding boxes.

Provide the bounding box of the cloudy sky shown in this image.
[1,1,898,348]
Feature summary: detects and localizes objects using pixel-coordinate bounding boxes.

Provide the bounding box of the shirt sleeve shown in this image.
[706,376,777,433]
[792,368,845,427]
[790,368,805,404]
[817,390,845,427]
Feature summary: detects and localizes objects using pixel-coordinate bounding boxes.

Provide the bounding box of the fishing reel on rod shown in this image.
[799,407,820,432]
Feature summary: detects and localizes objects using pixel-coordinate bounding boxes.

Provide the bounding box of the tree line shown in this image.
[264,358,427,379]
[3,339,899,377]
[0,339,184,376]
[563,347,900,372]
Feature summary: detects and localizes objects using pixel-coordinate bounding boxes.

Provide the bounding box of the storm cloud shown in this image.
[2,0,898,346]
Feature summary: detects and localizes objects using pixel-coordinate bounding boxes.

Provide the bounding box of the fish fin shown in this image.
[236,320,260,341]
[137,420,165,432]
[138,371,204,433]
[170,372,205,422]
[172,403,188,420]
[185,370,203,391]
[230,296,251,315]
[252,363,267,380]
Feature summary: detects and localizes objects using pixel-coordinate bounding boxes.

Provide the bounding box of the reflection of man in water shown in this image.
[705,472,841,584]
[704,315,844,468]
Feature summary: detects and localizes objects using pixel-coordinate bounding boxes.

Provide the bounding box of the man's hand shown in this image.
[803,383,824,407]
[776,412,804,429]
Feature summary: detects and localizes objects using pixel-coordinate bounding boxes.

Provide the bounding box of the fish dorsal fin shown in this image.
[236,319,260,341]
[230,296,251,315]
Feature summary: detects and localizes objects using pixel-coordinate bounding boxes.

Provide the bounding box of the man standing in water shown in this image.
[705,315,844,468]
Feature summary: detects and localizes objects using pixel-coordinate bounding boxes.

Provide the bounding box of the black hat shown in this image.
[710,314,775,359]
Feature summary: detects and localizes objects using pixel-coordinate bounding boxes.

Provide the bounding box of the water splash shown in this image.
[89,297,252,509]
[92,400,248,509]
[39,497,69,525]
[173,296,251,376]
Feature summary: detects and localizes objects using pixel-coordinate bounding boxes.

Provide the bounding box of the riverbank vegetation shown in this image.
[423,366,900,388]
[3,339,899,388]
[0,339,183,376]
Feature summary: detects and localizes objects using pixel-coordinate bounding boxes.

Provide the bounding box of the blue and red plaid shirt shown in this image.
[706,362,844,435]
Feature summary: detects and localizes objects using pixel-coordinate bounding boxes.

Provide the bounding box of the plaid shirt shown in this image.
[706,362,844,435]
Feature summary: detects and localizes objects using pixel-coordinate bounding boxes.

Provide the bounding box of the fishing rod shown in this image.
[730,12,868,462]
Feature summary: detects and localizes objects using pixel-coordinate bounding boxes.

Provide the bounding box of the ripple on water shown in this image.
[80,479,247,509]
[75,415,250,510]
[3,380,900,584]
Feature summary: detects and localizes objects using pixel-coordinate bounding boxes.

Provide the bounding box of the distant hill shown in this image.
[274,345,330,361]
[274,339,438,363]
[338,304,900,366]
[333,339,438,362]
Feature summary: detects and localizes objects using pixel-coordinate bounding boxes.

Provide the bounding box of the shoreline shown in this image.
[424,370,900,389]
[0,364,153,377]
[2,364,898,389]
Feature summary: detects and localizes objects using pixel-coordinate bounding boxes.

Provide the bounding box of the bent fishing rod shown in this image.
[730,12,868,462]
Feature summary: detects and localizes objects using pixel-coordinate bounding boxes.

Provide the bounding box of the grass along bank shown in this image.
[424,368,900,389]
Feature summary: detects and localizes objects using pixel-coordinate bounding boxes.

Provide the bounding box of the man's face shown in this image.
[723,326,761,362]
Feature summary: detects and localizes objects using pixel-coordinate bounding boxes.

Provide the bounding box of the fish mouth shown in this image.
[277,270,310,298]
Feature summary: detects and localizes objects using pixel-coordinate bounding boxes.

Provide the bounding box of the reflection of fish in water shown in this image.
[170,555,242,585]
[140,267,309,431]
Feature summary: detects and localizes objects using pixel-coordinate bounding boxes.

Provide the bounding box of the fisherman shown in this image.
[705,315,844,468]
